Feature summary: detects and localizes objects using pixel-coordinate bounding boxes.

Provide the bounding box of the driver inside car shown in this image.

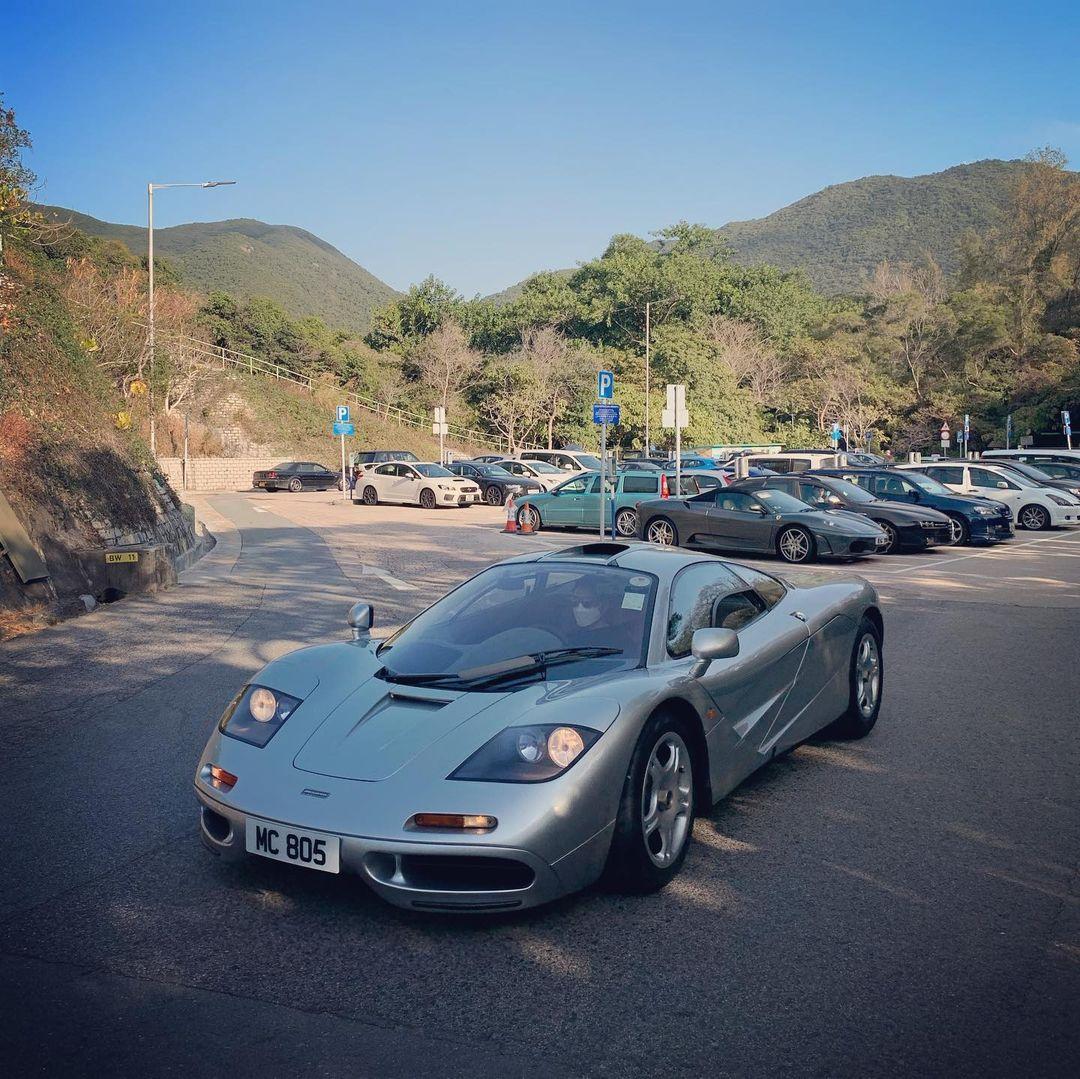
[565,577,639,654]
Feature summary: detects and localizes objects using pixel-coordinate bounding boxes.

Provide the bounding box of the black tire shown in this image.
[604,710,697,894]
[777,525,815,563]
[485,485,503,506]
[1018,503,1050,531]
[645,517,678,546]
[419,487,437,510]
[362,485,378,506]
[614,507,638,538]
[945,513,969,545]
[874,519,899,554]
[288,477,303,493]
[826,617,883,739]
[516,504,541,531]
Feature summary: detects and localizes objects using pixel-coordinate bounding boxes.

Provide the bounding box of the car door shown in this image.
[966,466,1022,510]
[702,490,772,552]
[663,562,809,795]
[395,464,424,503]
[369,463,399,501]
[545,474,592,525]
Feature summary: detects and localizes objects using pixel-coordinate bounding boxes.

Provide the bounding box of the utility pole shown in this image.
[644,301,651,455]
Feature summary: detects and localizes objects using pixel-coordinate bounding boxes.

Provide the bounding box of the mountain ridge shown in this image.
[34,204,399,331]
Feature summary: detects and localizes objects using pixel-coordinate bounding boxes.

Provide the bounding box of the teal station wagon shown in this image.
[514,470,701,536]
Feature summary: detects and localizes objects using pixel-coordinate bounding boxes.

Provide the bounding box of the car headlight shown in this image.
[973,505,996,516]
[449,724,601,783]
[219,684,303,747]
[1047,493,1071,506]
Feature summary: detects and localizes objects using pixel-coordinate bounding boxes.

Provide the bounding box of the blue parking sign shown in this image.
[597,370,614,400]
[336,405,350,424]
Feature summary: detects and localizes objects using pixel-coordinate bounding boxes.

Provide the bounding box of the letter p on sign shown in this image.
[597,370,614,400]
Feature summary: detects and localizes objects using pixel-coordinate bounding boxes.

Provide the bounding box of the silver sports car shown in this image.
[195,542,884,912]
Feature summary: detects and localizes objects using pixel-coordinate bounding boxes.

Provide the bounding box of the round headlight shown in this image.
[516,730,544,763]
[249,687,278,723]
[547,727,585,769]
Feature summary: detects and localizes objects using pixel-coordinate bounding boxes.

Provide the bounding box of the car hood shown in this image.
[257,642,623,783]
[871,500,951,523]
[796,509,885,535]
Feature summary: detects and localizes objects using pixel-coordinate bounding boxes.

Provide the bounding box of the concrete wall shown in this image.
[157,457,283,492]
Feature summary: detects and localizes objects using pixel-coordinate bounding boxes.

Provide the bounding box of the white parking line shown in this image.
[359,564,417,592]
[868,529,1080,574]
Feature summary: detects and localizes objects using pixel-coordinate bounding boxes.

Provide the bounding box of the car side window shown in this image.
[558,476,589,494]
[666,563,746,658]
[712,588,767,632]
[970,467,1017,490]
[733,564,788,609]
[622,475,659,494]
[797,481,832,505]
[715,491,760,513]
[374,463,396,476]
[925,467,962,485]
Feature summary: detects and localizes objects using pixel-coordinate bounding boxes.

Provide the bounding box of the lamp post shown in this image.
[147,180,236,454]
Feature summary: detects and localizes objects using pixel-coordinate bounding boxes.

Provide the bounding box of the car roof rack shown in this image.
[537,542,631,564]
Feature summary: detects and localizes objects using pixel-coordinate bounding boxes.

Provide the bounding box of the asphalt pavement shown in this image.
[1,491,1078,1078]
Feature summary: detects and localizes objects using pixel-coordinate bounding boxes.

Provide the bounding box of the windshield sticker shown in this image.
[622,592,645,610]
[629,576,650,586]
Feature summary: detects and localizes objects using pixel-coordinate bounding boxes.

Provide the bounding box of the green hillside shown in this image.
[489,160,1033,301]
[35,205,399,331]
[715,159,1029,293]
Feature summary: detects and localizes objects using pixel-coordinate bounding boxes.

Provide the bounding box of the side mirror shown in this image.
[689,627,739,678]
[996,481,1008,489]
[347,601,374,641]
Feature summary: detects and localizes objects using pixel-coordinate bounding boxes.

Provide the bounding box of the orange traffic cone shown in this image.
[502,494,517,533]
[517,501,535,535]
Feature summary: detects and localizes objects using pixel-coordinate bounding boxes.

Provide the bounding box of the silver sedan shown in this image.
[195,542,884,912]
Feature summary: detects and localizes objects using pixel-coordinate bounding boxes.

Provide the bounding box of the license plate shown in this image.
[875,535,888,545]
[245,817,340,873]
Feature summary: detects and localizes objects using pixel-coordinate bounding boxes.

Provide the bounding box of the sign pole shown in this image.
[340,431,347,503]
[599,417,607,539]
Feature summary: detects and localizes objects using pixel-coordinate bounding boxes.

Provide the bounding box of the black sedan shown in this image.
[634,485,888,563]
[252,462,338,493]
[448,461,544,505]
[731,473,953,553]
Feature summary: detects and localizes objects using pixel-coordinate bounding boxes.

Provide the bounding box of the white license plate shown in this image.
[245,817,340,873]
[875,535,888,546]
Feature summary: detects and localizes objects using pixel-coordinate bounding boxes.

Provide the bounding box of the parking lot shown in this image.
[2,489,1079,1077]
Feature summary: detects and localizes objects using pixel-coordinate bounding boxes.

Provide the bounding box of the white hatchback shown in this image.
[897,462,1080,530]
[358,461,481,508]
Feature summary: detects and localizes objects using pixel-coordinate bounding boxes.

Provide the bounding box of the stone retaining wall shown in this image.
[157,457,282,492]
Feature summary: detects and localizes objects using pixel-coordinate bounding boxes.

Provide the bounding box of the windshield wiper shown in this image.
[380,647,623,691]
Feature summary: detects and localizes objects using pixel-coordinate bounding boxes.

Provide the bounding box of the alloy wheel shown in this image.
[517,505,540,531]
[485,486,503,506]
[879,521,898,553]
[615,509,638,537]
[363,486,378,506]
[289,478,303,493]
[641,732,693,868]
[854,633,881,717]
[420,489,437,510]
[1019,505,1048,530]
[947,516,965,545]
[779,528,811,562]
[646,519,675,546]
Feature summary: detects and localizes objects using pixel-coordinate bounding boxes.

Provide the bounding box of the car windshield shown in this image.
[755,489,813,513]
[574,455,603,470]
[904,472,951,495]
[477,465,513,477]
[415,463,454,477]
[826,477,877,503]
[1001,462,1053,483]
[377,563,656,687]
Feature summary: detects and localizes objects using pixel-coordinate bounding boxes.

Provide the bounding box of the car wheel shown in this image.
[288,477,303,493]
[945,513,969,545]
[419,488,437,510]
[874,520,899,553]
[1018,503,1050,530]
[516,504,541,531]
[485,485,503,506]
[362,486,378,506]
[777,526,815,563]
[645,517,678,546]
[615,508,638,537]
[604,710,696,894]
[827,618,883,739]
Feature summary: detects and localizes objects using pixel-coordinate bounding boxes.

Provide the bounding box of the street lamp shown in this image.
[147,180,236,454]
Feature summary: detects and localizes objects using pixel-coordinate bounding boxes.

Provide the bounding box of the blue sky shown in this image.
[8,1,1079,297]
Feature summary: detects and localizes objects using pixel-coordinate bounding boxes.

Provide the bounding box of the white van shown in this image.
[740,451,843,474]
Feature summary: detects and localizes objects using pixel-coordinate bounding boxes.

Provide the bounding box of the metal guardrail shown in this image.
[157,331,505,450]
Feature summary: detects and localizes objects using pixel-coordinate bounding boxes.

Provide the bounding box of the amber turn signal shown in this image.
[209,765,238,791]
[411,813,497,831]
